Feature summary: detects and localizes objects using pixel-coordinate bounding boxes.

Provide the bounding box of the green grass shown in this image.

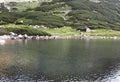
[2,24,120,37]
[83,29,120,36]
[8,2,39,12]
[0,24,80,36]
[0,24,51,36]
[39,26,80,36]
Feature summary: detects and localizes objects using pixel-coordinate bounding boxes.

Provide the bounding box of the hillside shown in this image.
[0,0,52,3]
[0,0,120,31]
[68,0,120,30]
[0,0,37,3]
[36,0,120,30]
[0,0,52,12]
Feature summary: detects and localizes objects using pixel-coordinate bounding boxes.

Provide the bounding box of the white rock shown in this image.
[18,34,23,39]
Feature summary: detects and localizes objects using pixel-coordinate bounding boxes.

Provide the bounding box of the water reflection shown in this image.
[0,39,120,81]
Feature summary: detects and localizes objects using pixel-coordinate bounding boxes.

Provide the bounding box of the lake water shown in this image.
[0,39,120,82]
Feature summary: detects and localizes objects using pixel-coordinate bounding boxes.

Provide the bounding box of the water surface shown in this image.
[0,39,120,82]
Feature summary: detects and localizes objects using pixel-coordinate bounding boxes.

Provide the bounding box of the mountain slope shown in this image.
[0,0,52,3]
[0,0,120,30]
[31,0,120,30]
[64,0,120,30]
[0,0,38,3]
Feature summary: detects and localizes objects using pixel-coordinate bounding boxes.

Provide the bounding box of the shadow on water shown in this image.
[0,39,120,82]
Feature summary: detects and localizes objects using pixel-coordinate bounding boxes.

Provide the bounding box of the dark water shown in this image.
[0,39,120,82]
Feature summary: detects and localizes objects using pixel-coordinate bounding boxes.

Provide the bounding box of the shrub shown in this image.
[0,21,8,25]
[5,27,51,36]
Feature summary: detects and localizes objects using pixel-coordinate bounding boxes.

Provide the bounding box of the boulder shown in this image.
[86,27,91,32]
[23,34,28,39]
[18,34,23,39]
[10,32,16,36]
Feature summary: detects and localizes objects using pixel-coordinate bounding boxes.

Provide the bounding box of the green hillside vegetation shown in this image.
[0,0,120,36]
[0,12,65,27]
[66,0,120,30]
[32,0,120,30]
[5,1,39,12]
[83,29,120,36]
[40,26,80,36]
[0,24,51,36]
[13,2,39,12]
[0,24,80,36]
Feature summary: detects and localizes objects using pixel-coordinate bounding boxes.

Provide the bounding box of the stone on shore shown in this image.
[23,34,28,39]
[10,32,17,36]
[18,34,23,39]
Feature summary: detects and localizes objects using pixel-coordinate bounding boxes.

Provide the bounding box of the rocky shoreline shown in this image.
[0,34,81,40]
[0,32,120,41]
[0,34,120,45]
[0,35,120,41]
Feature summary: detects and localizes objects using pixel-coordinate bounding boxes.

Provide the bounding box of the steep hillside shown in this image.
[35,0,120,30]
[0,0,37,3]
[5,1,40,12]
[0,0,52,3]
[0,0,120,30]
[0,0,52,12]
[66,0,120,30]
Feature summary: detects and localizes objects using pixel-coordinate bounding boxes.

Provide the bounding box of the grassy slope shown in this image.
[7,2,39,12]
[40,27,80,36]
[83,29,120,36]
[16,2,39,11]
[0,24,50,36]
[4,0,120,27]
[1,0,120,36]
[0,24,80,36]
[1,24,120,37]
